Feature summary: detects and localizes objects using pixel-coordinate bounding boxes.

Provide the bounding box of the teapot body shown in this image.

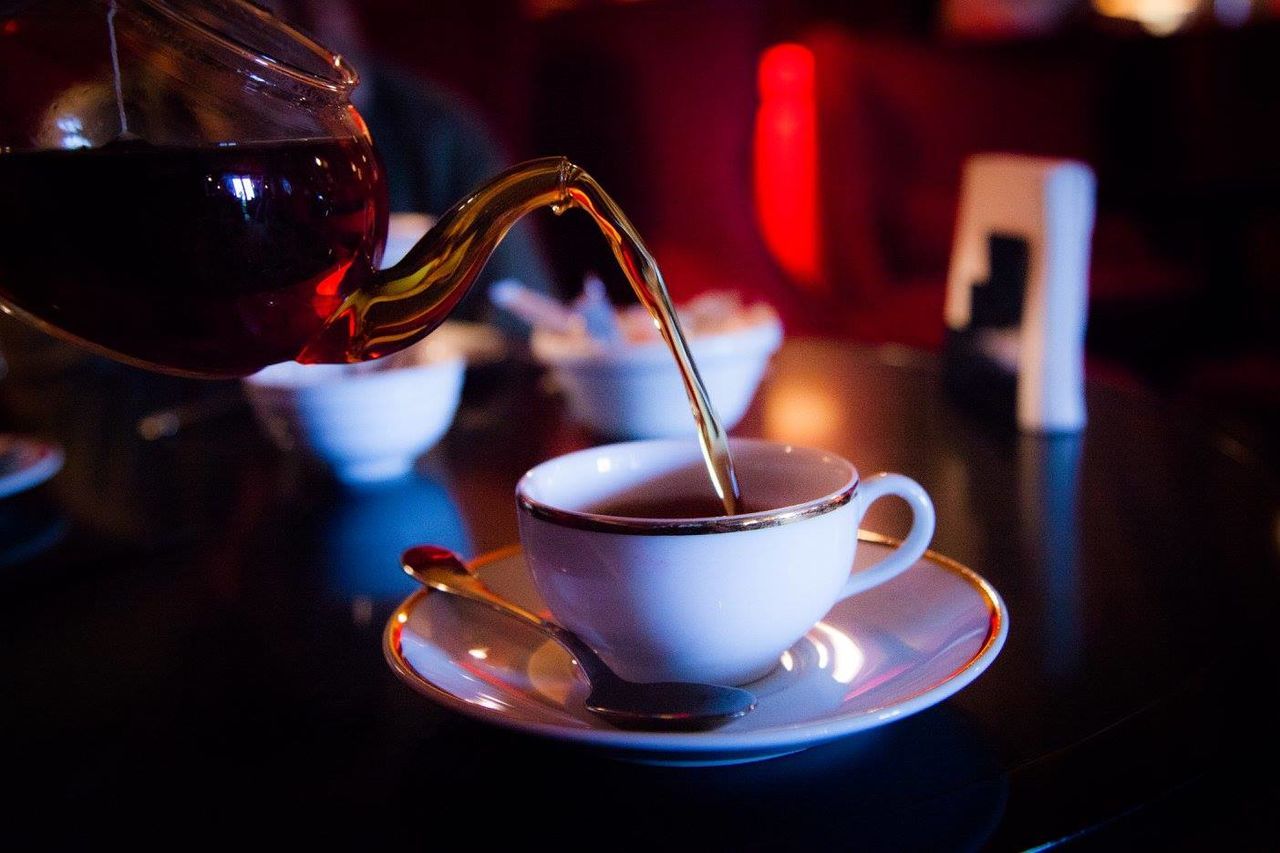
[0,0,388,376]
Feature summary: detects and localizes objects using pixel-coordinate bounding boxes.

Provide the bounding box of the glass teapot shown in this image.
[0,0,645,377]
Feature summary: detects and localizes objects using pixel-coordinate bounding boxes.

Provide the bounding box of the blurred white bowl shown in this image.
[243,338,464,486]
[382,212,435,269]
[532,316,783,439]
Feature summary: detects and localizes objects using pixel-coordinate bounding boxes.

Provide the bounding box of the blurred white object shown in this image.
[136,391,245,440]
[490,278,580,335]
[0,434,63,499]
[381,213,435,269]
[574,275,623,344]
[1213,0,1252,28]
[242,337,464,485]
[425,320,507,366]
[1091,0,1199,36]
[946,154,1095,433]
[532,293,783,438]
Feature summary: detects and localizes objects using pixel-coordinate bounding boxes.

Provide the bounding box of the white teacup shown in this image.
[515,438,935,686]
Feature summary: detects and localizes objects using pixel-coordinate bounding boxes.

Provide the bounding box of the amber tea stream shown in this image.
[301,157,743,514]
[554,166,744,516]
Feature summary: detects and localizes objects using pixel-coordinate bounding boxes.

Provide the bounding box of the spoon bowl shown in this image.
[401,545,756,731]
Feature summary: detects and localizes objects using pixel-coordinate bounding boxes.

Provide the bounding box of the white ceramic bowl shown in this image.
[243,339,465,486]
[532,316,783,439]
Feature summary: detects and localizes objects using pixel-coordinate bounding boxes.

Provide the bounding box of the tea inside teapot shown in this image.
[0,136,386,377]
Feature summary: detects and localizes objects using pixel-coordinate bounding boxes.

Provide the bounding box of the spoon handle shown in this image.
[402,547,610,682]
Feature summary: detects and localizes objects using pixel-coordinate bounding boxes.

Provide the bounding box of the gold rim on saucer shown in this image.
[384,531,1006,747]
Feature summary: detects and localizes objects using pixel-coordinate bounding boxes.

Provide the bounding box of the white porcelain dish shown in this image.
[531,315,783,439]
[243,338,464,485]
[0,434,64,499]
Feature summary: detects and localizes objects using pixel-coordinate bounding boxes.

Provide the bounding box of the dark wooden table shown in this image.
[2,338,1277,849]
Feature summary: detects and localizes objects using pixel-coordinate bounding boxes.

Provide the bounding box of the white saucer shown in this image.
[0,435,64,499]
[384,531,1008,766]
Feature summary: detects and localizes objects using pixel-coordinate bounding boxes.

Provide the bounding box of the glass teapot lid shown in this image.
[144,0,358,91]
[0,0,360,152]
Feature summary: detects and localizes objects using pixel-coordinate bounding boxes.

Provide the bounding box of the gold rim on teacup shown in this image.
[516,478,859,536]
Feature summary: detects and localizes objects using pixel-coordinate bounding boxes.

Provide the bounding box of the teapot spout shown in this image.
[299,156,580,364]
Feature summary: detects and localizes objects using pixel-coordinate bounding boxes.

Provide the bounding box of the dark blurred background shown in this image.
[291,0,1279,462]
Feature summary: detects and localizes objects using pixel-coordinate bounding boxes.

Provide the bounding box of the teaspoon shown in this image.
[401,545,757,731]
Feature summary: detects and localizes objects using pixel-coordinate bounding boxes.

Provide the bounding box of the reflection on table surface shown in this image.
[1,338,1277,848]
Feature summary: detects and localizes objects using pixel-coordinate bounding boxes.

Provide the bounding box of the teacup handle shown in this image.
[839,473,936,599]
